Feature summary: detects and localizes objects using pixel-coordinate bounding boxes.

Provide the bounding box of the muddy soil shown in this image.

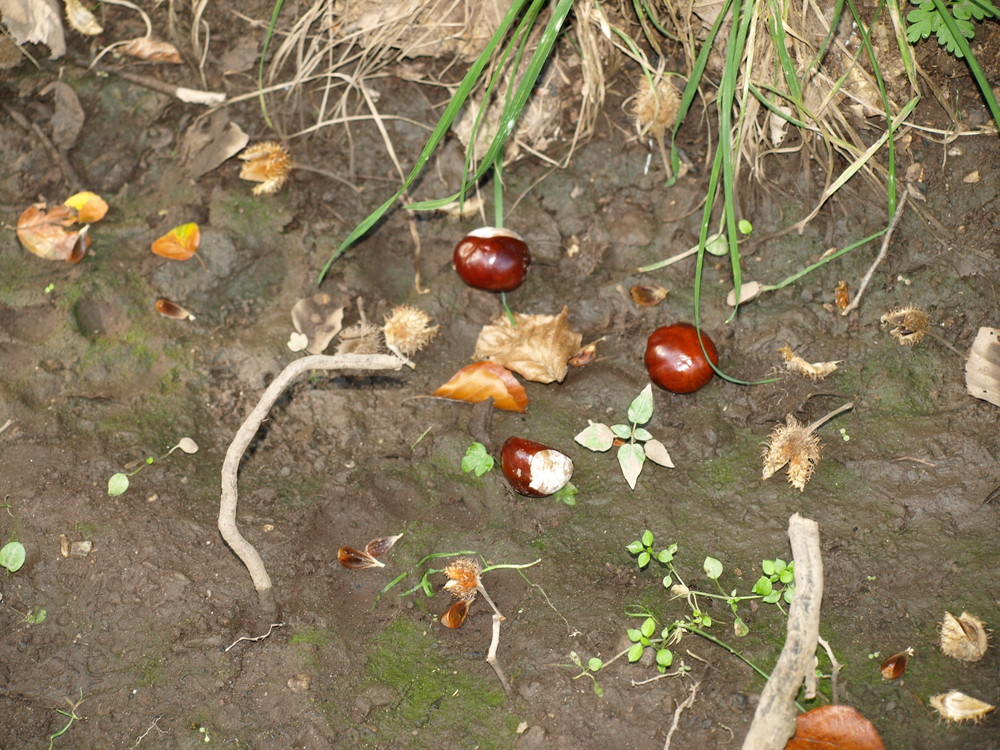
[1,5,998,750]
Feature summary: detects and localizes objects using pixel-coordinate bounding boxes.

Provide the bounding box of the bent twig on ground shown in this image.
[740,513,823,750]
[219,353,404,615]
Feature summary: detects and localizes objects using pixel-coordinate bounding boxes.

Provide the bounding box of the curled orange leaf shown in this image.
[433,362,528,412]
[64,191,108,223]
[152,222,200,261]
[786,705,886,750]
[16,203,87,262]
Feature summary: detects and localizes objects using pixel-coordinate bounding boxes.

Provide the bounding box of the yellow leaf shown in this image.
[152,222,200,261]
[64,191,108,223]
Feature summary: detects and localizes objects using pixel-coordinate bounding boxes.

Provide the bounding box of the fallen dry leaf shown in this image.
[122,37,183,63]
[473,307,582,384]
[965,327,1000,407]
[41,80,84,150]
[786,705,886,750]
[433,362,528,412]
[152,222,200,261]
[291,294,344,355]
[64,191,108,223]
[780,346,841,381]
[0,0,67,57]
[239,141,292,195]
[180,113,249,179]
[16,203,87,262]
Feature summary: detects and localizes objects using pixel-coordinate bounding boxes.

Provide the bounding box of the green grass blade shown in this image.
[257,0,285,129]
[317,0,533,282]
[766,0,803,107]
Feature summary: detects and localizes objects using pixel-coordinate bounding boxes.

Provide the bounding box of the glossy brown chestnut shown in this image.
[644,323,719,394]
[453,227,530,292]
[500,437,573,497]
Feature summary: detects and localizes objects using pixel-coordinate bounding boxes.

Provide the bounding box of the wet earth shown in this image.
[0,4,998,749]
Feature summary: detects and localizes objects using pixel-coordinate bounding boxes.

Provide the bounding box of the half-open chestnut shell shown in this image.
[500,437,573,497]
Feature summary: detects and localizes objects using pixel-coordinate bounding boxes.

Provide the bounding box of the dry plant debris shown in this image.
[338,534,403,570]
[881,306,930,346]
[629,285,668,307]
[965,327,1000,407]
[239,142,292,195]
[630,74,679,139]
[383,305,439,358]
[779,346,841,381]
[121,38,182,63]
[433,362,528,413]
[290,294,344,355]
[929,690,995,723]
[155,298,195,321]
[761,403,853,491]
[473,307,582,384]
[939,611,989,662]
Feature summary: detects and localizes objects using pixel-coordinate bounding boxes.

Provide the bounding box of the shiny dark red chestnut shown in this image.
[453,227,530,292]
[644,323,719,394]
[500,437,573,497]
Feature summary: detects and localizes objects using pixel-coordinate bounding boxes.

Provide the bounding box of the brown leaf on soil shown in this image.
[780,346,841,381]
[151,222,200,261]
[786,705,887,750]
[16,203,87,262]
[440,597,473,629]
[433,362,528,412]
[473,307,582,384]
[965,327,1000,408]
[122,37,183,63]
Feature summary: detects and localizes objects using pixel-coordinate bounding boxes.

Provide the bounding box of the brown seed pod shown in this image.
[929,690,995,723]
[880,648,913,680]
[939,611,989,662]
[440,598,473,629]
[155,297,195,320]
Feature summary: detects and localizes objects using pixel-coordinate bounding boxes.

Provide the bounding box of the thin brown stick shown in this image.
[218,353,404,614]
[663,680,701,750]
[740,514,823,750]
[841,188,910,316]
[486,613,511,695]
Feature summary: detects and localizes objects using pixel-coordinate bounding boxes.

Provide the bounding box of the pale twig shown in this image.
[741,514,823,750]
[130,716,165,749]
[816,635,841,704]
[486,613,512,695]
[219,353,404,614]
[224,622,286,652]
[841,187,910,316]
[663,680,701,750]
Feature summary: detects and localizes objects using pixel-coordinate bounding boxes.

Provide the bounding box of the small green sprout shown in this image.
[575,385,673,490]
[461,442,494,476]
[108,437,198,496]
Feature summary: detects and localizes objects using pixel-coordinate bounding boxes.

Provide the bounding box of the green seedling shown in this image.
[108,437,198,496]
[461,442,578,505]
[0,541,25,573]
[47,689,84,749]
[574,385,673,490]
[906,0,998,57]
[575,533,803,698]
[461,442,495,476]
[26,607,46,624]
